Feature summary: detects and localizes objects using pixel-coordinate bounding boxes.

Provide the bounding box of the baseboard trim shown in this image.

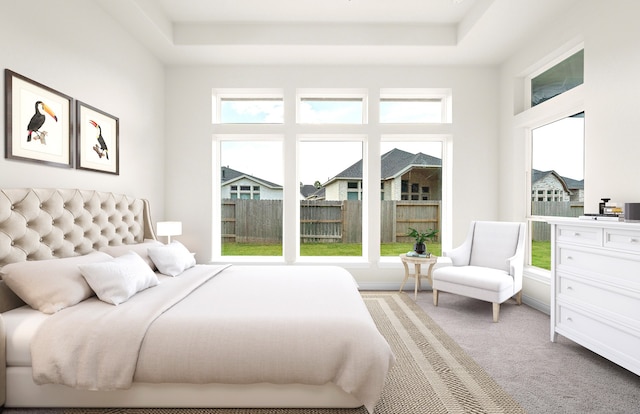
[522,294,550,315]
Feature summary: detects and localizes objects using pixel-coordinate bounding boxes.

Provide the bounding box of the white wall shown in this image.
[498,0,640,310]
[0,0,165,222]
[165,65,499,285]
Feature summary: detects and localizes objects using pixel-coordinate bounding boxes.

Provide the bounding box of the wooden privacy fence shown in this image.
[531,201,583,241]
[222,199,441,244]
[381,200,440,243]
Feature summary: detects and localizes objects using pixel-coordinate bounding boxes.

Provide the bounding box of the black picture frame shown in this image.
[76,101,119,175]
[4,69,73,168]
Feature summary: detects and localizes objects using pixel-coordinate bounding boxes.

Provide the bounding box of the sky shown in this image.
[531,114,584,180]
[218,98,585,186]
[221,141,443,186]
[218,99,444,185]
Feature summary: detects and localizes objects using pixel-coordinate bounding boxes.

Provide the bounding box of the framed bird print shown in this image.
[76,101,119,175]
[4,69,73,168]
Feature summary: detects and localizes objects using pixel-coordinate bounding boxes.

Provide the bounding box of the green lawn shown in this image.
[222,241,552,270]
[222,242,442,257]
[531,240,551,270]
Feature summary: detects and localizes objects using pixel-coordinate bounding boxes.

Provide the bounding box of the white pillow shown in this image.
[78,251,159,305]
[148,241,196,277]
[100,239,163,270]
[0,252,113,314]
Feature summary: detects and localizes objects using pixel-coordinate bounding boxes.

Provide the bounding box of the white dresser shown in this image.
[548,218,640,376]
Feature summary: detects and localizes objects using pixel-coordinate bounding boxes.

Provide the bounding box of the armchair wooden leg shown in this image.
[515,290,523,305]
[433,289,439,306]
[492,302,500,323]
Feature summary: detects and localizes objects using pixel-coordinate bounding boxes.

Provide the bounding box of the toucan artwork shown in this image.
[89,119,109,160]
[26,101,57,144]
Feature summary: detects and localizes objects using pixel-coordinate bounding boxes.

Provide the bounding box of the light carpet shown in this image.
[4,292,525,414]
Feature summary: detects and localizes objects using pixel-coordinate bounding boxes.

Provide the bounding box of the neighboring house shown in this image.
[531,169,584,202]
[221,166,283,200]
[300,184,325,200]
[318,148,442,201]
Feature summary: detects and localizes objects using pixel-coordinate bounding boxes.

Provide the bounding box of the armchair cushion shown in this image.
[468,221,521,273]
[432,266,514,303]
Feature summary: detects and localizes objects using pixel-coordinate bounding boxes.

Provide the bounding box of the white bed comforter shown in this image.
[30,264,394,412]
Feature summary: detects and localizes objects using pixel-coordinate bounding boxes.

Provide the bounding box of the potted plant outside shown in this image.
[407,227,438,255]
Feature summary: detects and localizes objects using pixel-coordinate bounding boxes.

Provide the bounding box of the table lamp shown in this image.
[156,221,182,244]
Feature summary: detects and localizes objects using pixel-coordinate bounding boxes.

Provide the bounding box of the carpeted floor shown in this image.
[3,292,524,414]
[413,290,640,414]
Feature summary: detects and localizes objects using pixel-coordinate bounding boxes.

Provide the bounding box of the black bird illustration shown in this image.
[89,120,109,159]
[27,101,57,143]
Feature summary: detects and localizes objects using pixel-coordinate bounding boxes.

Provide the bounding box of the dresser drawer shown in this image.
[604,227,640,253]
[556,225,602,247]
[556,305,640,369]
[557,246,640,285]
[558,274,640,321]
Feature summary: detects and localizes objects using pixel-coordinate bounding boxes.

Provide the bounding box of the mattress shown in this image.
[4,305,48,367]
[5,264,394,413]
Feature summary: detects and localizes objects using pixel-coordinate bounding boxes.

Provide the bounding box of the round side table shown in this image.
[399,253,438,300]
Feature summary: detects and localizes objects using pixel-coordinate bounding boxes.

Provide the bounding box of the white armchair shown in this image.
[431,221,526,322]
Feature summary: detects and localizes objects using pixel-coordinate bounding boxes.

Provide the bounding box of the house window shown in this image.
[529,112,585,270]
[213,89,284,124]
[380,89,452,123]
[212,88,452,263]
[299,139,363,256]
[530,49,584,107]
[297,90,367,124]
[218,139,284,256]
[380,140,443,257]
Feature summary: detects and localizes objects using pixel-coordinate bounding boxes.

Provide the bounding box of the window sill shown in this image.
[524,265,551,284]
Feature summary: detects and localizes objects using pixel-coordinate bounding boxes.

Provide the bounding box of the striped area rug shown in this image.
[5,292,525,414]
[363,292,525,414]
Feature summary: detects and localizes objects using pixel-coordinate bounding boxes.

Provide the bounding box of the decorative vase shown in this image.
[413,242,426,254]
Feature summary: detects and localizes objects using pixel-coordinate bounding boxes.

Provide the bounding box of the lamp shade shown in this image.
[157,221,182,243]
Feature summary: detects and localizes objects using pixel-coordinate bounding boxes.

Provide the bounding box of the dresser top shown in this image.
[547,217,640,229]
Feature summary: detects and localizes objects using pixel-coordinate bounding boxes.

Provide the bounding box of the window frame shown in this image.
[296,134,367,261]
[296,89,368,124]
[211,90,454,265]
[212,88,284,124]
[524,45,584,111]
[212,134,285,262]
[379,88,452,124]
[516,44,585,278]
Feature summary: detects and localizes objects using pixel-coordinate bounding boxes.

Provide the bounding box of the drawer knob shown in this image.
[567,286,574,291]
[630,238,638,243]
[573,232,580,237]
[566,256,573,260]
[567,317,573,322]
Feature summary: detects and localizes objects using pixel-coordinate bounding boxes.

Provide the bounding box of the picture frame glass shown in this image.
[77,102,119,174]
[6,71,72,167]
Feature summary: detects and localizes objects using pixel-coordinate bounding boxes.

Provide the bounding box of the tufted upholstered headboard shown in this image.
[0,188,156,312]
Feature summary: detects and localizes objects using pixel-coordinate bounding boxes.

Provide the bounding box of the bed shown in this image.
[0,188,394,412]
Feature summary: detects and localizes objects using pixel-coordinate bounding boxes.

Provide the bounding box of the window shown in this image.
[380,140,443,257]
[213,89,284,124]
[380,89,452,123]
[530,49,584,107]
[212,88,452,262]
[299,140,363,256]
[529,112,585,270]
[297,90,367,124]
[219,139,283,256]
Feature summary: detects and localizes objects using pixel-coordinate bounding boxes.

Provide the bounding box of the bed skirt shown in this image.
[6,367,362,408]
